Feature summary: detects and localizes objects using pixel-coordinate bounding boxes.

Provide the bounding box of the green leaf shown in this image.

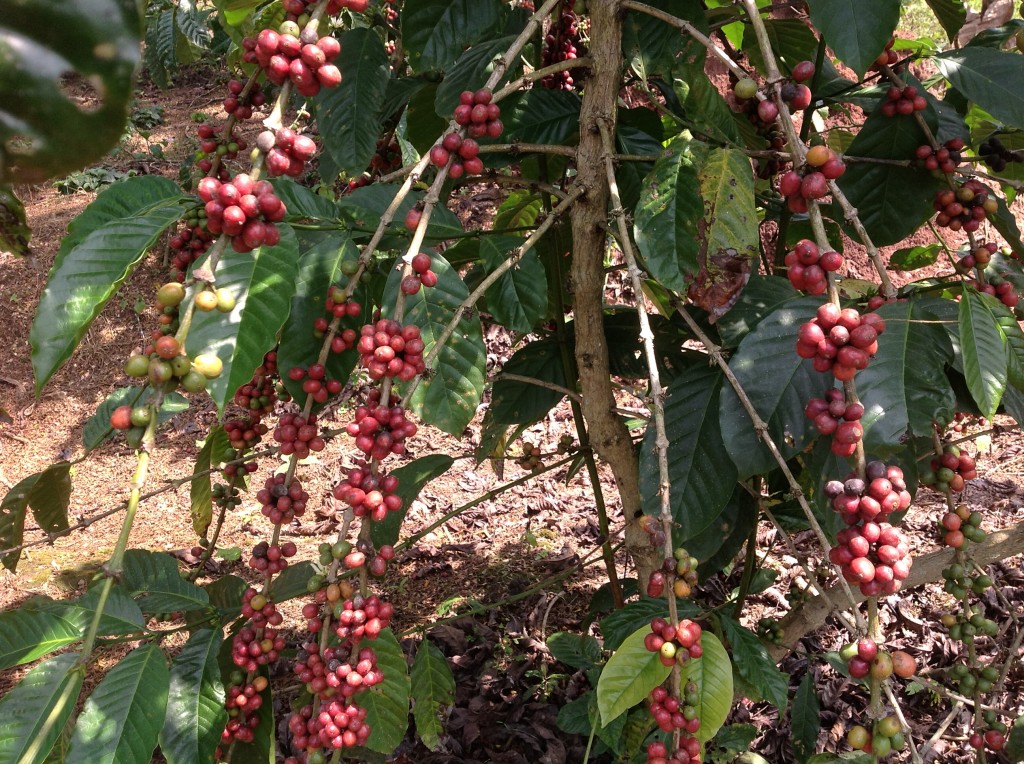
[479,235,547,332]
[677,632,734,743]
[718,616,788,710]
[0,185,31,257]
[805,0,900,77]
[121,549,210,613]
[0,652,84,764]
[856,300,955,452]
[0,0,142,184]
[175,1,213,49]
[200,574,247,625]
[317,28,390,177]
[791,671,820,762]
[434,35,518,118]
[214,0,261,26]
[67,643,168,764]
[934,48,1024,131]
[501,89,582,146]
[190,426,228,538]
[742,20,852,100]
[890,244,941,270]
[634,135,703,292]
[270,178,338,221]
[600,597,670,651]
[547,632,603,670]
[991,301,1024,391]
[30,179,185,392]
[410,640,455,751]
[268,560,318,603]
[144,10,173,90]
[1007,720,1024,762]
[276,231,364,406]
[0,462,72,572]
[160,628,226,764]
[490,339,566,424]
[402,0,503,73]
[370,455,454,549]
[834,87,940,246]
[355,629,410,753]
[640,366,737,558]
[623,0,708,80]
[596,626,672,727]
[337,184,464,241]
[960,290,1008,418]
[0,608,82,671]
[29,584,146,639]
[716,275,800,348]
[383,253,486,436]
[82,386,144,452]
[184,225,300,413]
[688,146,758,320]
[924,0,967,40]
[719,297,826,479]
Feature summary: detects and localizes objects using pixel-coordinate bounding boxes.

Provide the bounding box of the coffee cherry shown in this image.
[734,78,758,99]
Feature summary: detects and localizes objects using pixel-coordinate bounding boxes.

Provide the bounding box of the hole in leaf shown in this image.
[58,71,105,114]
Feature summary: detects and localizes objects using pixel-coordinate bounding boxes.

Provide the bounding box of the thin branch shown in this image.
[492,373,582,402]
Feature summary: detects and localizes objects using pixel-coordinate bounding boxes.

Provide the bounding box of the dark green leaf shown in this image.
[175,2,213,50]
[991,191,1024,259]
[355,629,410,753]
[719,297,827,478]
[490,339,566,424]
[792,671,821,763]
[317,28,390,177]
[857,300,955,452]
[200,574,247,626]
[695,484,758,577]
[410,639,455,751]
[184,225,300,413]
[556,694,593,736]
[0,608,82,671]
[30,584,146,639]
[718,616,788,710]
[337,184,464,241]
[622,0,707,80]
[716,275,799,348]
[890,244,941,270]
[383,253,486,435]
[1006,720,1024,762]
[597,626,672,727]
[634,136,703,292]
[805,0,900,77]
[403,0,503,73]
[960,290,1008,418]
[434,36,518,118]
[547,632,602,670]
[479,235,547,332]
[144,10,173,90]
[270,178,338,222]
[67,643,168,764]
[160,628,226,764]
[501,89,582,146]
[121,549,210,613]
[640,366,737,557]
[0,0,142,184]
[1,473,31,571]
[615,109,663,211]
[371,455,454,549]
[31,178,185,393]
[925,0,967,40]
[27,462,71,535]
[0,652,84,764]
[601,597,691,651]
[713,724,759,756]
[0,186,30,256]
[934,48,1024,130]
[190,426,228,538]
[268,560,318,603]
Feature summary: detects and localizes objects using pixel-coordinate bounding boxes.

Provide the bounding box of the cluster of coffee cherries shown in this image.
[346,390,418,460]
[258,127,317,178]
[357,320,426,381]
[273,412,327,458]
[515,441,544,471]
[879,83,927,117]
[644,617,704,667]
[232,589,285,670]
[218,672,268,750]
[949,660,1002,700]
[970,712,1010,755]
[287,363,343,405]
[196,122,246,178]
[914,137,965,174]
[646,547,700,599]
[197,174,286,252]
[645,682,703,763]
[796,303,885,381]
[783,238,845,294]
[453,89,503,140]
[730,78,786,177]
[846,713,909,758]
[756,616,784,646]
[978,134,1024,173]
[256,473,309,523]
[956,241,998,273]
[968,273,1020,309]
[540,0,582,90]
[921,444,978,494]
[804,388,865,457]
[933,179,997,233]
[870,36,899,70]
[777,146,846,214]
[430,133,486,179]
[400,252,439,295]
[243,25,342,97]
[778,59,816,111]
[825,463,914,596]
[168,217,215,281]
[333,459,403,521]
[248,540,298,575]
[840,637,916,683]
[938,503,987,550]
[121,332,222,403]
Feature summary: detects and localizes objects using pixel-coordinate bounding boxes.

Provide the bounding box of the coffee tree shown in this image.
[3,0,1024,761]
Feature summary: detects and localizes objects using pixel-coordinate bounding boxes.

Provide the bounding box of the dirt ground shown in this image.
[1,66,1023,763]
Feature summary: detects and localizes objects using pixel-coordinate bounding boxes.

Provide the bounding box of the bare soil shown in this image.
[1,67,1022,764]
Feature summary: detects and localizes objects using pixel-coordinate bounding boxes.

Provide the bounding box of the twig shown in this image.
[492,373,582,402]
